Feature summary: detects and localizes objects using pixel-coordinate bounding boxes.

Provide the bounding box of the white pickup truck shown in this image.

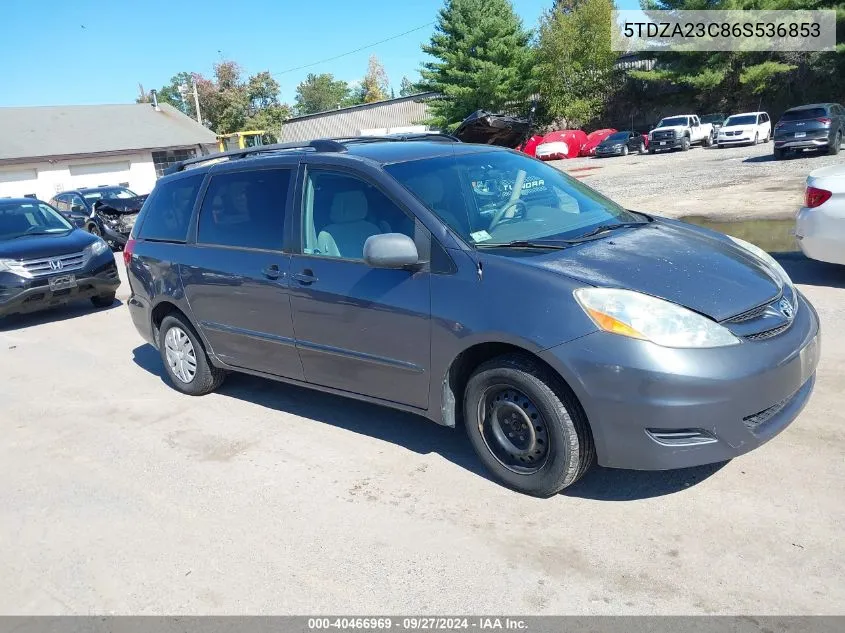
[648,114,714,153]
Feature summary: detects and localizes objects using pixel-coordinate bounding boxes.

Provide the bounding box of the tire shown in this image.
[648,147,656,155]
[638,142,646,154]
[681,137,690,151]
[463,354,595,497]
[773,148,785,160]
[828,132,841,156]
[622,145,629,156]
[88,224,101,237]
[753,132,759,145]
[703,133,712,147]
[158,314,226,396]
[90,292,115,308]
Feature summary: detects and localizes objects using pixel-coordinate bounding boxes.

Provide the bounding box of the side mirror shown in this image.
[71,204,85,213]
[363,233,419,269]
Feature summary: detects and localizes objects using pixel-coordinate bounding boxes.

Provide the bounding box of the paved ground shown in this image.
[1,253,844,615]
[554,141,845,220]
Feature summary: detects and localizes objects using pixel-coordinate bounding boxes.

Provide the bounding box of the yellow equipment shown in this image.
[216,131,270,152]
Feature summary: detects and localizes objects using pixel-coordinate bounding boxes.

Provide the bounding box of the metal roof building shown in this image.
[280,92,438,142]
[0,103,217,200]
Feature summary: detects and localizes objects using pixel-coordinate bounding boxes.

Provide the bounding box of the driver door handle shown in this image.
[262,264,281,280]
[292,270,318,285]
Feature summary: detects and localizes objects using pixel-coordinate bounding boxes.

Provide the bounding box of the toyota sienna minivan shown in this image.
[125,136,820,496]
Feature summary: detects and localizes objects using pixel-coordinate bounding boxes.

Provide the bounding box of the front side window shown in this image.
[136,174,203,242]
[386,150,643,246]
[53,195,69,212]
[197,168,291,250]
[301,170,415,260]
[0,202,72,240]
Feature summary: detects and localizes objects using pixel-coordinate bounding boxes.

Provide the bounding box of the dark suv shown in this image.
[50,186,147,249]
[773,103,844,159]
[125,137,819,496]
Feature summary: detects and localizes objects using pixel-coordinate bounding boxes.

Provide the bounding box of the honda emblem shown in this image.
[49,259,63,271]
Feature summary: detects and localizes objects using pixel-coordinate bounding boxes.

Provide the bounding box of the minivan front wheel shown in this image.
[464,354,594,496]
[158,314,226,395]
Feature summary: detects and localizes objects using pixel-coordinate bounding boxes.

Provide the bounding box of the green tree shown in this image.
[294,73,353,114]
[532,0,619,128]
[399,75,420,97]
[358,55,391,103]
[419,0,533,129]
[631,0,845,114]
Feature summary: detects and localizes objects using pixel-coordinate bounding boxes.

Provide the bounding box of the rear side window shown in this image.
[197,168,291,251]
[781,108,827,121]
[136,174,203,242]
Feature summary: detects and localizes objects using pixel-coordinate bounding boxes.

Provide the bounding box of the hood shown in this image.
[483,218,781,322]
[453,110,531,147]
[94,195,148,214]
[0,228,98,261]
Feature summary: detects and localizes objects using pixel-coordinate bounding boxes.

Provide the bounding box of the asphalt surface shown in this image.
[1,253,844,614]
[555,140,845,220]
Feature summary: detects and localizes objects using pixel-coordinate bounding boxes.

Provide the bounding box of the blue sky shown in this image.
[1,0,640,108]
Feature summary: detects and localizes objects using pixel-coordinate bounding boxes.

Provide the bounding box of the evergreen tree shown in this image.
[419,0,533,129]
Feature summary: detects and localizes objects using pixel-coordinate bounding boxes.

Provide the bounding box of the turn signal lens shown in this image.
[584,308,646,340]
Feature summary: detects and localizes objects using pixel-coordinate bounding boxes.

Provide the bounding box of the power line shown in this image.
[271,22,435,77]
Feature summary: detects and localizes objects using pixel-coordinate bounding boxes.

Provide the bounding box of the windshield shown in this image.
[781,108,827,121]
[0,202,73,240]
[657,117,689,127]
[606,132,631,141]
[82,187,137,202]
[385,150,643,246]
[724,115,757,126]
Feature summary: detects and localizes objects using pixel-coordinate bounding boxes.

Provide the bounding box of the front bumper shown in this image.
[101,223,131,247]
[718,135,754,145]
[540,292,820,470]
[0,255,120,317]
[649,136,681,150]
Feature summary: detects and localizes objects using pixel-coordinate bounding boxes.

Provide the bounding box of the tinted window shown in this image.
[301,170,415,260]
[781,108,827,121]
[136,173,203,242]
[386,150,642,246]
[0,201,72,240]
[197,168,290,250]
[658,117,689,127]
[724,115,758,126]
[607,132,631,141]
[82,187,137,202]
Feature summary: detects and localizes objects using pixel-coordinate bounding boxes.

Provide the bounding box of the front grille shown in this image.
[746,323,791,341]
[727,303,769,323]
[4,251,87,278]
[653,131,676,141]
[743,387,802,431]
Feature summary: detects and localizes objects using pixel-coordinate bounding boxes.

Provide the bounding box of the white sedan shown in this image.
[796,164,845,265]
[717,112,772,146]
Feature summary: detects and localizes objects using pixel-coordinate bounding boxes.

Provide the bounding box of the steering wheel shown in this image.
[489,199,527,231]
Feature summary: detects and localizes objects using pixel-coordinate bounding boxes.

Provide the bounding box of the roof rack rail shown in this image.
[164,139,347,175]
[164,133,460,175]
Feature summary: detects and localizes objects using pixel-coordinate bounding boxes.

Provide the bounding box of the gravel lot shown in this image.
[553,141,845,220]
[1,253,844,615]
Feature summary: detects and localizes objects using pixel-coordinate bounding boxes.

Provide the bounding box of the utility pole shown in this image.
[192,78,203,126]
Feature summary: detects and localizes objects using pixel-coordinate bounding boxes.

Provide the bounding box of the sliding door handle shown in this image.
[292,270,318,285]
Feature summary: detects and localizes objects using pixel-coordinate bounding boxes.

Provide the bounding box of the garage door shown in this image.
[0,168,38,198]
[68,161,131,188]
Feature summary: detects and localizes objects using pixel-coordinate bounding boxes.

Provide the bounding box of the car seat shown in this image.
[317,190,381,259]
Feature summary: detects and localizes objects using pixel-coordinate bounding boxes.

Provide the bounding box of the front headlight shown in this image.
[0,259,11,272]
[574,288,740,348]
[84,238,109,259]
[727,235,793,289]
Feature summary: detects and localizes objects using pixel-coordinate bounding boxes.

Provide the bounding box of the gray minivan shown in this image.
[124,137,820,496]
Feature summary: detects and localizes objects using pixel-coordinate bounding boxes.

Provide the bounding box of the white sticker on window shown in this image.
[471,230,492,243]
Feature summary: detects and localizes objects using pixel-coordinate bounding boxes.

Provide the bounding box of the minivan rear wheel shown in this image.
[463,354,594,496]
[158,314,226,396]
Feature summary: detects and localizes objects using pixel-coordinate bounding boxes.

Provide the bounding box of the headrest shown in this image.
[330,190,368,224]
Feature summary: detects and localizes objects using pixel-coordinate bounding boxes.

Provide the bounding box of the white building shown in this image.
[0,103,217,201]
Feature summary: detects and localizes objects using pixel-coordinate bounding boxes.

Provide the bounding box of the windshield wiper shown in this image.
[476,240,569,250]
[14,231,64,238]
[564,221,650,243]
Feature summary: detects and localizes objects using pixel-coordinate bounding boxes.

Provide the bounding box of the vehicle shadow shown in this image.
[0,299,122,332]
[776,254,845,289]
[133,343,730,500]
[743,154,777,163]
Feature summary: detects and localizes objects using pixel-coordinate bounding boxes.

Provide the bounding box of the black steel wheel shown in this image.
[464,354,595,496]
